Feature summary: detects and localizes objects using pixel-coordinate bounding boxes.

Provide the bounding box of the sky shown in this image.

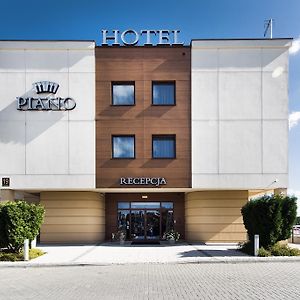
[1,0,300,205]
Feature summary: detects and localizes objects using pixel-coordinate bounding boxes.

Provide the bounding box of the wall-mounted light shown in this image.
[142,195,148,199]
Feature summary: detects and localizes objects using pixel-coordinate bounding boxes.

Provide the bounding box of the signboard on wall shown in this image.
[16,81,76,111]
[120,177,167,187]
[2,177,10,187]
[101,29,183,46]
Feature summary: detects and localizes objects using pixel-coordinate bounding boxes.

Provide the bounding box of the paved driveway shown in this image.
[1,262,300,299]
[30,242,248,265]
[2,242,300,267]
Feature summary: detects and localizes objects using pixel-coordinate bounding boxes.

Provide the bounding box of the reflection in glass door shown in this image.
[161,209,174,235]
[118,202,174,241]
[146,210,160,240]
[130,210,145,240]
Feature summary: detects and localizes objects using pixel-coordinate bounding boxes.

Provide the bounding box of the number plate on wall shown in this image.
[2,177,10,187]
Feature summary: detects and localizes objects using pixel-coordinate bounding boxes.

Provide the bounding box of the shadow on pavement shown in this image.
[179,249,249,258]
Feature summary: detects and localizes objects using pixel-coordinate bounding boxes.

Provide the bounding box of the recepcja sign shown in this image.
[120,177,167,187]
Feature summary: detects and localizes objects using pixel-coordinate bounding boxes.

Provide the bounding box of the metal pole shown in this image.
[24,239,29,261]
[254,234,259,256]
[270,19,273,39]
[31,237,37,249]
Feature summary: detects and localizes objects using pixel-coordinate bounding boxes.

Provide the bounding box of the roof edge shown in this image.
[191,38,293,41]
[191,38,293,49]
[0,39,96,42]
[0,40,96,50]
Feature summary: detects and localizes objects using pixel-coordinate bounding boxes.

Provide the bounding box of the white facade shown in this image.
[191,39,291,189]
[0,38,292,243]
[0,39,291,192]
[0,41,96,190]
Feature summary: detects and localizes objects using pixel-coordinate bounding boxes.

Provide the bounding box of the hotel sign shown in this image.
[120,177,167,187]
[102,29,183,46]
[17,81,76,111]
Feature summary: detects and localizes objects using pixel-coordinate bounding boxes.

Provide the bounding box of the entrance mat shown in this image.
[131,241,160,245]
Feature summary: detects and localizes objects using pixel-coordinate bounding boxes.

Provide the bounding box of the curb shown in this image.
[1,256,300,268]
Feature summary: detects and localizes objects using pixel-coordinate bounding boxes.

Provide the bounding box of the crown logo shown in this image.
[34,81,59,94]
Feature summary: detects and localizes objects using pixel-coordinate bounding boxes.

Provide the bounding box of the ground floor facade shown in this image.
[34,190,250,244]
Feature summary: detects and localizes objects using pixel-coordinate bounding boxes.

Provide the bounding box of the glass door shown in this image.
[145,210,160,240]
[118,201,174,241]
[130,210,145,240]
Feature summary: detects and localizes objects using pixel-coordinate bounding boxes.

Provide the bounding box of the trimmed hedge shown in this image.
[0,201,45,252]
[241,194,297,249]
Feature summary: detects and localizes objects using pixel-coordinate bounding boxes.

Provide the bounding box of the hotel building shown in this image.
[0,36,291,243]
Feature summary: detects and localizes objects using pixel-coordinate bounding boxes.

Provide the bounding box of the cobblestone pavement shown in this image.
[1,262,300,299]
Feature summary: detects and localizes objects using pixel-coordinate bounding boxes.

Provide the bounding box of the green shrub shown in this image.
[28,248,45,260]
[258,247,271,257]
[163,229,180,241]
[280,196,298,240]
[0,200,45,252]
[241,242,300,257]
[0,205,7,248]
[289,248,300,256]
[0,248,45,261]
[241,194,297,249]
[269,243,300,256]
[0,251,23,261]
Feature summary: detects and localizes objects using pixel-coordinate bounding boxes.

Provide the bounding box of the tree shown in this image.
[0,201,45,252]
[241,194,297,249]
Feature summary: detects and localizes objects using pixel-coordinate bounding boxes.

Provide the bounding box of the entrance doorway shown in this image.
[117,202,174,241]
[131,210,160,240]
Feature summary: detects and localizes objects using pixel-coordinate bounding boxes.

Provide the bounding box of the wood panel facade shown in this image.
[185,191,248,243]
[96,46,191,188]
[40,192,105,243]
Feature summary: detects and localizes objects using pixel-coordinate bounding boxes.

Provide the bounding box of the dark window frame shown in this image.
[111,82,135,106]
[117,201,175,240]
[112,134,136,159]
[152,134,176,159]
[152,81,176,106]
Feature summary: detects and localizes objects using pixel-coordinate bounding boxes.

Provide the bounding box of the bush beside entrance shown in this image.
[257,243,300,257]
[241,194,298,256]
[0,248,45,261]
[0,200,45,255]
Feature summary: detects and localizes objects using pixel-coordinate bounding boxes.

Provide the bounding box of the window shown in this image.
[152,82,175,105]
[161,202,174,209]
[112,135,135,158]
[118,202,130,209]
[152,135,176,159]
[131,202,160,209]
[112,82,135,105]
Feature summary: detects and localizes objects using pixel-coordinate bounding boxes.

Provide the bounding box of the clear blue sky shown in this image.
[1,0,300,196]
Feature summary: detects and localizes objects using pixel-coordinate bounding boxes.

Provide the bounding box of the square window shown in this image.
[152,82,175,105]
[152,135,176,159]
[112,135,135,158]
[112,82,135,105]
